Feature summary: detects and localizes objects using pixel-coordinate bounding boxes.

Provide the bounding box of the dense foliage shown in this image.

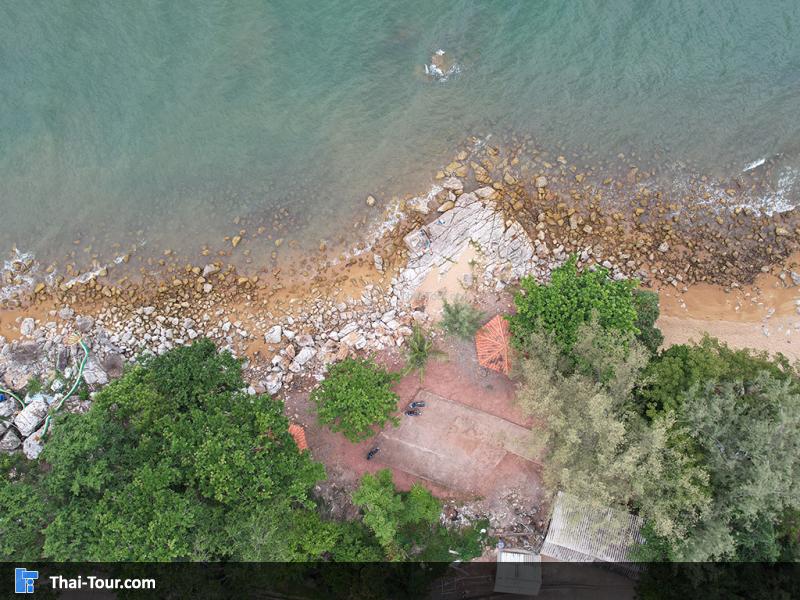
[514,268,800,564]
[440,298,485,339]
[311,357,400,442]
[352,469,490,562]
[633,340,800,561]
[508,256,640,353]
[0,342,381,562]
[632,289,664,354]
[0,340,329,560]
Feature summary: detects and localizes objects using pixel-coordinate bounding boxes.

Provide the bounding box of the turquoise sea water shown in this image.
[1,0,799,272]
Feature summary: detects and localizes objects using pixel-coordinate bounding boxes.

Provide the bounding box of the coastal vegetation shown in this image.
[0,341,485,563]
[311,357,400,443]
[353,469,489,561]
[403,326,445,382]
[440,298,485,339]
[512,259,800,562]
[509,255,640,355]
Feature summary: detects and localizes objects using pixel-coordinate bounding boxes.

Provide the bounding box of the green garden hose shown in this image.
[40,339,89,439]
[0,386,26,410]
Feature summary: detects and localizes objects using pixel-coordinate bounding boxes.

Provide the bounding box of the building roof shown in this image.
[287,423,308,451]
[475,314,511,375]
[540,491,644,577]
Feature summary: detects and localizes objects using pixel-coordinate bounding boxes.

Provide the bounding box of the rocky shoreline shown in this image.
[2,138,800,461]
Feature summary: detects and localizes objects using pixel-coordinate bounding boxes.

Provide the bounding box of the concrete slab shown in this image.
[377,391,539,493]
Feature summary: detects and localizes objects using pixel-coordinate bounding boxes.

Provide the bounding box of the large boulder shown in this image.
[82,358,109,386]
[10,341,41,364]
[101,352,125,379]
[289,347,316,373]
[20,318,35,337]
[13,397,49,437]
[264,372,283,395]
[0,429,21,452]
[22,426,46,460]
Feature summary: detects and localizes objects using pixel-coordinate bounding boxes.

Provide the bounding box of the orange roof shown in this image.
[475,315,511,375]
[288,423,308,451]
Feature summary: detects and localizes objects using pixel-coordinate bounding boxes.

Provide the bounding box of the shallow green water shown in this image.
[1,0,799,271]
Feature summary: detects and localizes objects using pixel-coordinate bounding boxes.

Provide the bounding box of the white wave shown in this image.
[1,244,140,302]
[0,248,38,301]
[730,166,798,216]
[743,157,766,172]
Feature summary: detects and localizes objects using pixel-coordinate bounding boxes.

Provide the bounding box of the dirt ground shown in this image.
[283,334,545,528]
[657,261,800,360]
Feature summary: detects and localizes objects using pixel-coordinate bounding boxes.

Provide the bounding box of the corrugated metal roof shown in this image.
[540,491,644,577]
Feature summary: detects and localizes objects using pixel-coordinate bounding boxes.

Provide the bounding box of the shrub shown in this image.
[440,298,485,339]
[632,289,664,354]
[353,469,489,561]
[508,256,638,353]
[312,358,400,442]
[403,326,445,382]
[633,338,800,561]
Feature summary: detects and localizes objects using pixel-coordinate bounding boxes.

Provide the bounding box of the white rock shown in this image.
[0,429,21,451]
[22,425,46,460]
[82,358,109,386]
[202,264,220,277]
[265,372,283,395]
[264,325,282,344]
[20,318,35,337]
[441,177,464,191]
[295,334,314,347]
[290,347,317,372]
[338,323,359,337]
[474,186,496,199]
[13,398,49,437]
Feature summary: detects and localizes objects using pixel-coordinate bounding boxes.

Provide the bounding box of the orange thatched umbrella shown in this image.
[288,423,308,451]
[475,315,511,375]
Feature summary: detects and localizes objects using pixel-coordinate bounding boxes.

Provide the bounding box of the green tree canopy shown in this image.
[634,338,800,561]
[1,340,335,561]
[508,255,642,353]
[312,358,400,442]
[352,469,490,562]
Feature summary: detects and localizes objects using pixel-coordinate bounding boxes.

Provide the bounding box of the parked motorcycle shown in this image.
[366,447,380,460]
[405,409,421,417]
[407,401,426,409]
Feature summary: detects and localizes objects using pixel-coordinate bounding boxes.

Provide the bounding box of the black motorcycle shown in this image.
[366,448,380,460]
[407,401,426,409]
[405,409,421,417]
